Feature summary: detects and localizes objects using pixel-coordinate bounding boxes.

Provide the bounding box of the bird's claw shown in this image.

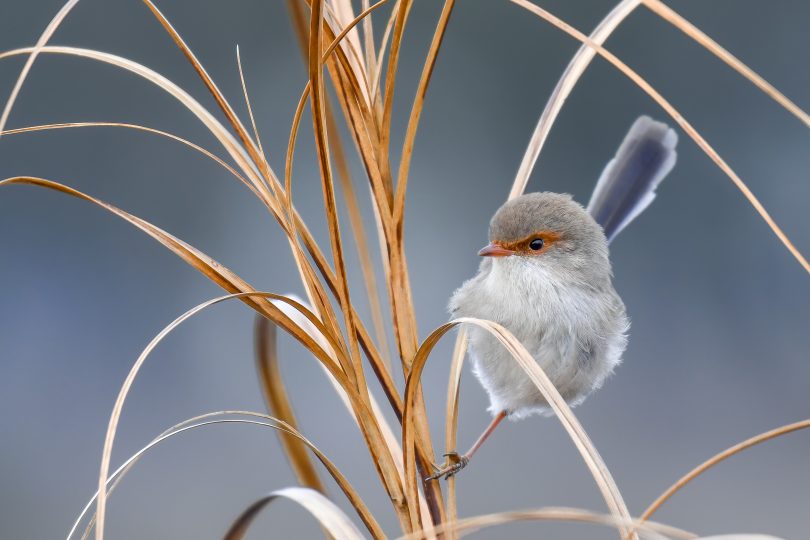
[425,452,470,481]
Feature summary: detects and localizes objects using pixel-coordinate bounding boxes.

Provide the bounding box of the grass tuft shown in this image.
[2,1,807,538]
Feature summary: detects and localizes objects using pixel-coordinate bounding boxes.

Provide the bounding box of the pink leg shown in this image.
[426,410,508,481]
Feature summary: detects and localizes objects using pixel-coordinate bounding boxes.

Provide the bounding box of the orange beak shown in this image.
[478,243,514,257]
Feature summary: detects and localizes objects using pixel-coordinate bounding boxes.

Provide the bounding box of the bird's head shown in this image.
[480,192,611,284]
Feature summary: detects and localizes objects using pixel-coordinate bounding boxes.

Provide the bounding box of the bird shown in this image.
[427,116,678,481]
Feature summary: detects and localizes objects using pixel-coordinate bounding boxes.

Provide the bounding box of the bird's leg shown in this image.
[425,410,508,481]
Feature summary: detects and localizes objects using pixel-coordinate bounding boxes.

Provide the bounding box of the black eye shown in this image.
[529,238,544,251]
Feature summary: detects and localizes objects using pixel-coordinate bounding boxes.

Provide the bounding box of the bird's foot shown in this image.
[425,452,470,481]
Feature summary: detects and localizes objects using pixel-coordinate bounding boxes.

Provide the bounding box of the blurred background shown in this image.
[1,1,808,538]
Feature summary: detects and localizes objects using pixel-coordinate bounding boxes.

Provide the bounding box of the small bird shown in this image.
[428,116,678,480]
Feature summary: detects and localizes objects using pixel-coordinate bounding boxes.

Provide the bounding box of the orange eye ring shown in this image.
[494,231,561,255]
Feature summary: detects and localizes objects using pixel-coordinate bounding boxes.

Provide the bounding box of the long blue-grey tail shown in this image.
[587,116,678,243]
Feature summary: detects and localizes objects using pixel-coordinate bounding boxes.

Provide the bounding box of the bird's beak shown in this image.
[478,243,514,257]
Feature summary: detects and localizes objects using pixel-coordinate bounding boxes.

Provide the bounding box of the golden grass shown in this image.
[67,411,377,540]
[398,507,695,540]
[510,0,810,273]
[638,419,810,527]
[2,1,807,538]
[401,319,634,537]
[255,315,328,494]
[509,0,810,201]
[393,0,456,229]
[443,328,468,528]
[224,486,367,540]
[0,0,80,135]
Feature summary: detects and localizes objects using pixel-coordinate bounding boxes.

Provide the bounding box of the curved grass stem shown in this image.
[510,0,809,274]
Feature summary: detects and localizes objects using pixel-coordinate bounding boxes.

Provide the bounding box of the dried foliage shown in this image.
[1,1,807,539]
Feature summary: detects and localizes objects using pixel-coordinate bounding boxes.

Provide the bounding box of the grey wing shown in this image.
[587,116,678,243]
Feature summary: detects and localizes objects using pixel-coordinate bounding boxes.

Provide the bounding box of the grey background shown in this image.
[1,1,808,538]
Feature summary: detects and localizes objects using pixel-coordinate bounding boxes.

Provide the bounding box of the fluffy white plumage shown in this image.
[450,195,628,419]
[450,116,677,420]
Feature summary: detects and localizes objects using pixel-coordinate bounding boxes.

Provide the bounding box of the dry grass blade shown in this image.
[0,122,258,197]
[402,318,630,536]
[398,506,693,540]
[0,0,80,137]
[510,0,640,200]
[302,0,398,248]
[82,290,338,540]
[283,83,404,428]
[331,0,367,75]
[281,83,352,367]
[0,47,372,388]
[255,316,327,494]
[278,57,416,509]
[303,0,395,369]
[293,0,381,169]
[371,2,401,108]
[236,45,275,192]
[1,160,404,531]
[510,0,810,274]
[387,247,419,371]
[641,0,810,127]
[70,413,383,540]
[278,86,403,423]
[325,0,391,61]
[323,2,372,103]
[403,318,634,538]
[0,177,337,364]
[224,487,365,540]
[637,419,810,528]
[300,12,428,518]
[326,100,394,371]
[285,84,311,215]
[268,293,435,534]
[140,0,271,190]
[279,84,356,371]
[0,52,354,336]
[0,177,367,538]
[284,5,446,505]
[443,328,467,530]
[322,0,391,372]
[0,46,276,208]
[510,0,808,201]
[278,83,348,371]
[394,0,456,230]
[379,0,413,185]
[384,7,458,469]
[360,0,377,79]
[301,18,418,524]
[309,0,367,394]
[325,0,363,66]
[288,0,398,265]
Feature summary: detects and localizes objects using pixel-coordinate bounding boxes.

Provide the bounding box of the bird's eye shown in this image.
[529,238,544,251]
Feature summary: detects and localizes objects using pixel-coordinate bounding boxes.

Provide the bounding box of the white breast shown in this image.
[450,258,627,419]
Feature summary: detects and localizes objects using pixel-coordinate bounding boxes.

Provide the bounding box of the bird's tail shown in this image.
[587,116,678,243]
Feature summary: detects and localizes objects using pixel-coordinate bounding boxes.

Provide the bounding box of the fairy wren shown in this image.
[428,116,678,480]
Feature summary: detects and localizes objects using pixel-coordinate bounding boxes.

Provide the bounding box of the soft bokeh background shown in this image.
[1,1,808,538]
